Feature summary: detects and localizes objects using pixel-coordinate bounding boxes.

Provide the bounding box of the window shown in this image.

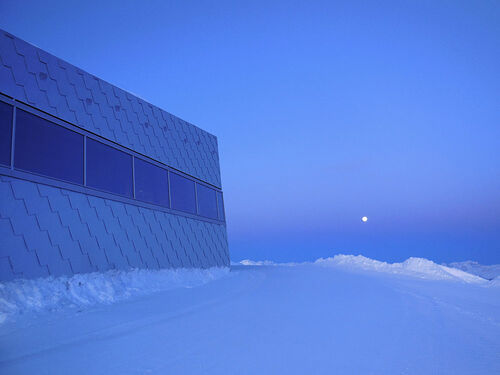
[3,104,225,221]
[134,158,169,207]
[170,172,196,214]
[14,109,83,184]
[197,184,217,219]
[86,138,133,197]
[216,191,225,221]
[0,102,13,166]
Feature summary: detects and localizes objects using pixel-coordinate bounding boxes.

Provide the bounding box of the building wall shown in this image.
[0,29,221,187]
[0,176,229,280]
[0,30,230,281]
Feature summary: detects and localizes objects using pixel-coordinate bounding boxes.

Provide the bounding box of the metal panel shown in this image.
[0,175,230,281]
[0,29,222,187]
[0,30,230,280]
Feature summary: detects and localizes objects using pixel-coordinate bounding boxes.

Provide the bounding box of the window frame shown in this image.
[196,183,218,219]
[169,171,197,214]
[14,107,85,185]
[0,93,225,224]
[86,137,134,198]
[134,157,170,208]
[216,191,225,221]
[0,100,14,167]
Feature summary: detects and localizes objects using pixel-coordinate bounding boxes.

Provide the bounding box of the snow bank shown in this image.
[237,260,272,266]
[238,259,284,266]
[445,261,500,280]
[490,276,500,287]
[237,255,493,284]
[0,267,229,324]
[315,255,488,283]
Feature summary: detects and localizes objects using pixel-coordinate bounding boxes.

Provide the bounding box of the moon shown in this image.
[362,216,368,222]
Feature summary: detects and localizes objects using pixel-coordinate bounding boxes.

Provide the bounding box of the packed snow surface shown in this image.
[0,255,499,374]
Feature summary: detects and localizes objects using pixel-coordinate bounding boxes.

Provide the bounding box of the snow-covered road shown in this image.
[1,257,499,374]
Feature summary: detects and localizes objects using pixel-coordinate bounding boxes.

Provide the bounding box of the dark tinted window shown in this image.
[217,191,225,221]
[170,172,196,214]
[14,109,83,184]
[197,184,217,219]
[0,102,13,166]
[86,139,132,197]
[134,158,169,207]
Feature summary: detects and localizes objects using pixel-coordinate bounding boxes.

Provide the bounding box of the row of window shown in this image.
[0,101,225,221]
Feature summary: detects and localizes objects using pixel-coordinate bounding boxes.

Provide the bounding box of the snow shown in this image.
[0,255,499,374]
[445,260,500,280]
[315,255,489,283]
[239,255,492,283]
[491,276,500,287]
[237,259,278,266]
[0,267,230,324]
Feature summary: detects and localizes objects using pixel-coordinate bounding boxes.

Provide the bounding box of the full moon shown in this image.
[362,216,368,222]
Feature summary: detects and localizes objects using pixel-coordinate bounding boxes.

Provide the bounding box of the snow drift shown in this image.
[445,260,500,280]
[0,267,229,324]
[239,254,495,284]
[314,255,489,284]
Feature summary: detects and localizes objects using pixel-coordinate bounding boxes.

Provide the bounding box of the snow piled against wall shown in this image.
[0,267,230,324]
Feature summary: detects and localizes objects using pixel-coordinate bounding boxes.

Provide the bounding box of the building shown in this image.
[0,30,230,281]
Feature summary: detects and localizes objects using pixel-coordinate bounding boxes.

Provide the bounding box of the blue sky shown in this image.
[1,0,499,264]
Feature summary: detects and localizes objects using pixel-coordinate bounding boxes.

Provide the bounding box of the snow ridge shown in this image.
[315,255,488,283]
[237,255,495,285]
[444,261,500,281]
[0,267,229,324]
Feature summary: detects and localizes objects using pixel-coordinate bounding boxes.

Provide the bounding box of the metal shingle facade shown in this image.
[0,30,229,281]
[0,30,221,187]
